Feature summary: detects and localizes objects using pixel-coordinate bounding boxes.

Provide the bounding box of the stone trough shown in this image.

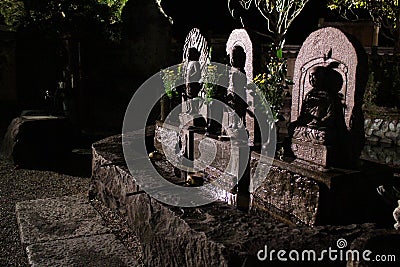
[154,124,395,227]
[90,134,400,267]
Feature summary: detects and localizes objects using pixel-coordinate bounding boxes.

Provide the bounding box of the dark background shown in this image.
[162,0,331,44]
[0,0,363,137]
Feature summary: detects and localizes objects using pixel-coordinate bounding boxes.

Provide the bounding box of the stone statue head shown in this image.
[326,63,344,95]
[309,66,328,90]
[309,65,343,95]
[230,45,246,70]
[188,47,201,61]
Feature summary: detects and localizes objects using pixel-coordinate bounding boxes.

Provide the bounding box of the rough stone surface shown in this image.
[361,143,400,167]
[91,134,400,266]
[347,229,400,267]
[290,138,332,167]
[16,195,109,245]
[291,27,368,129]
[26,234,139,267]
[89,134,140,212]
[365,117,400,147]
[252,155,395,226]
[16,194,139,266]
[0,157,92,267]
[157,130,396,226]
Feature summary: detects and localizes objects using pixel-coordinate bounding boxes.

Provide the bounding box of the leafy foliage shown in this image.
[327,0,400,52]
[253,49,291,121]
[364,53,400,109]
[363,71,379,108]
[327,0,399,25]
[0,0,25,29]
[376,55,400,108]
[0,0,127,39]
[161,65,183,98]
[98,0,128,23]
[204,64,221,100]
[202,48,227,103]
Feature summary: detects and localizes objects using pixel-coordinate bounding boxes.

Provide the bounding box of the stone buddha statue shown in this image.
[227,45,247,130]
[184,47,202,114]
[289,65,347,146]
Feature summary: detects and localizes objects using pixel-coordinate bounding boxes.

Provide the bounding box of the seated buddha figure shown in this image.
[289,65,346,145]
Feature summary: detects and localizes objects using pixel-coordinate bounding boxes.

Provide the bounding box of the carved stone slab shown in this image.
[291,27,368,164]
[226,29,256,145]
[291,26,368,130]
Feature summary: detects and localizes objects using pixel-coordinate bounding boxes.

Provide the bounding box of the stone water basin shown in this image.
[90,133,400,267]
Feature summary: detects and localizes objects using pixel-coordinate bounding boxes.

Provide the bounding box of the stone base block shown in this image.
[252,156,395,226]
[179,112,207,128]
[291,138,334,168]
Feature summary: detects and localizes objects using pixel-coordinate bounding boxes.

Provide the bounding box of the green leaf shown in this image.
[276,48,283,59]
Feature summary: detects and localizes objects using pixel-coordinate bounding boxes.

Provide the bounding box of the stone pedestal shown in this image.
[252,156,395,226]
[291,138,335,168]
[245,111,257,146]
[181,125,206,182]
[193,132,251,211]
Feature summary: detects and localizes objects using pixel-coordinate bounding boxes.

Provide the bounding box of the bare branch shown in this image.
[229,0,310,48]
[156,0,173,25]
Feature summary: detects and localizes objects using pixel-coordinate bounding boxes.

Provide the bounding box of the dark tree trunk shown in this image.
[394,13,400,56]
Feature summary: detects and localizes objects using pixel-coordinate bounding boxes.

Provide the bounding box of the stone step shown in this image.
[15,194,138,266]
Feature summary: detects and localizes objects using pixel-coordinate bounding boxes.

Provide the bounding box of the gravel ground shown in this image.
[0,155,143,266]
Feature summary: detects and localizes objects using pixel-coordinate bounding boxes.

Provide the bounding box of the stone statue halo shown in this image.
[226,29,253,83]
[182,28,209,77]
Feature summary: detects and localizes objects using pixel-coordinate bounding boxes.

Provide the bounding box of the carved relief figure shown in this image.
[227,45,248,130]
[289,64,347,145]
[184,47,202,113]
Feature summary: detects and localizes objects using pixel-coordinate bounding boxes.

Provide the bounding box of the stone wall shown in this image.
[364,118,400,146]
[358,115,400,167]
[361,143,400,167]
